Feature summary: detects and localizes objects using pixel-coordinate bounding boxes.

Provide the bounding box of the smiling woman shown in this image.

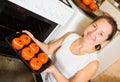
[22,15,118,82]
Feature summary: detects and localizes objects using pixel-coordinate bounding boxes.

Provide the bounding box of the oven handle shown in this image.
[35,74,43,82]
[59,0,72,8]
[66,0,72,8]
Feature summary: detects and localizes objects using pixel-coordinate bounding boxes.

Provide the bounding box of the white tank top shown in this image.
[41,33,98,82]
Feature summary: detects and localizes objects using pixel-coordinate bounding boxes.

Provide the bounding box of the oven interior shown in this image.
[0,1,57,57]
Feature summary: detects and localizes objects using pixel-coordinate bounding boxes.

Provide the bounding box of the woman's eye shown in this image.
[93,25,96,28]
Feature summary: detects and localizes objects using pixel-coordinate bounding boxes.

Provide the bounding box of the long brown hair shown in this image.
[93,15,118,50]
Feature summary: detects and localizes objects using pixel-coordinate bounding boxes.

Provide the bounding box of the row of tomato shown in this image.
[82,0,98,11]
[11,34,48,71]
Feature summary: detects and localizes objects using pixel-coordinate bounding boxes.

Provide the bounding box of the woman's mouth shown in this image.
[86,32,96,42]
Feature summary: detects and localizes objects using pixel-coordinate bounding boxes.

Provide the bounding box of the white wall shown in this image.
[45,0,92,43]
[100,0,120,29]
[93,32,120,79]
[92,0,120,79]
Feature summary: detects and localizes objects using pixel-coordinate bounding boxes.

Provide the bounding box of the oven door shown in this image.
[8,0,74,26]
[0,55,43,82]
[0,1,56,82]
[0,1,58,57]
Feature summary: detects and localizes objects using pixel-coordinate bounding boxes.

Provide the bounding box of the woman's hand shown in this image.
[22,30,34,39]
[44,65,70,82]
[44,65,56,73]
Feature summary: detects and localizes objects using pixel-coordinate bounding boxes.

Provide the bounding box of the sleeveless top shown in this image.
[41,33,98,82]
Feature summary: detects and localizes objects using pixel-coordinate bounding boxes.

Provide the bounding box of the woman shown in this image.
[23,15,117,82]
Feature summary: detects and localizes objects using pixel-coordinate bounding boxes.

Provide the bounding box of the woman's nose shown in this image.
[90,30,97,39]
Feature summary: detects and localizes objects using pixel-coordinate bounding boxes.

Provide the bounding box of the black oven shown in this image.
[0,1,58,82]
[0,0,73,82]
[0,1,57,58]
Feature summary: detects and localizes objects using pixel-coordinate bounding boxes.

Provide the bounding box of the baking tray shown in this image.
[5,32,52,74]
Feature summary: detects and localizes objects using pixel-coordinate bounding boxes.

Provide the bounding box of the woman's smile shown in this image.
[87,32,96,41]
[84,31,96,44]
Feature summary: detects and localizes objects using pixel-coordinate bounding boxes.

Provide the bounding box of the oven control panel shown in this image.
[8,0,74,26]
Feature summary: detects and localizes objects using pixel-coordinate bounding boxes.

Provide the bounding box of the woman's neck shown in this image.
[78,38,96,53]
[70,37,96,55]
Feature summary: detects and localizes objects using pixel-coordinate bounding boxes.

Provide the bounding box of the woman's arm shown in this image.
[45,60,99,82]
[70,60,99,82]
[45,65,69,82]
[22,30,72,55]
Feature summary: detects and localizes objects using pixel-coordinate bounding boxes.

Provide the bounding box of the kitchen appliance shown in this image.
[0,0,74,82]
[0,1,57,57]
[0,55,38,82]
[8,0,74,26]
[0,0,74,57]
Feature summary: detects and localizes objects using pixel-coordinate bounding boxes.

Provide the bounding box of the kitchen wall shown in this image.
[92,0,120,79]
[100,0,120,29]
[93,32,120,78]
[91,57,120,82]
[45,1,93,43]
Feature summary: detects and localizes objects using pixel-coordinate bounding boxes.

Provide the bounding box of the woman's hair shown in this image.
[93,15,118,50]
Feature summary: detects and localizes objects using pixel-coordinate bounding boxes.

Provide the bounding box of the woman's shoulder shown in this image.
[88,52,99,68]
[61,32,81,44]
[65,32,79,34]
[65,32,81,38]
[89,60,99,70]
[63,32,75,36]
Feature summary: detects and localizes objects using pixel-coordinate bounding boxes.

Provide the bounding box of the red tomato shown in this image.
[29,42,39,54]
[21,47,35,60]
[20,34,31,45]
[12,37,25,50]
[29,58,42,71]
[89,2,98,10]
[37,52,48,64]
[82,0,92,5]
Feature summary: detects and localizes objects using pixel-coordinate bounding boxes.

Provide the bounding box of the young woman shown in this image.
[23,15,117,82]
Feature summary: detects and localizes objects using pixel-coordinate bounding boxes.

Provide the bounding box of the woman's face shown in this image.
[83,18,112,46]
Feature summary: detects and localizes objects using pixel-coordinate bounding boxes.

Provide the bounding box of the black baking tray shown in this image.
[5,32,52,74]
